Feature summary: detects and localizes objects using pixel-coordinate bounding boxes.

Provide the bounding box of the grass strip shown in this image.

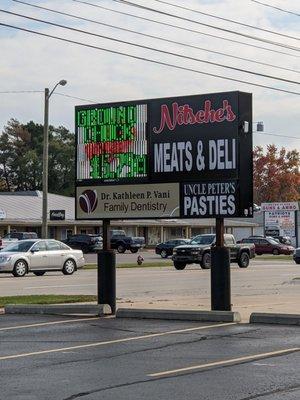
[84,261,173,269]
[255,255,293,261]
[0,295,97,307]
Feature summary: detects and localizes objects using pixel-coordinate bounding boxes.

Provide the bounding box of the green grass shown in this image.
[255,255,293,261]
[0,295,97,307]
[84,255,294,269]
[84,261,173,269]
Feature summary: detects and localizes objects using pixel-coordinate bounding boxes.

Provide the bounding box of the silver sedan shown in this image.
[0,239,85,277]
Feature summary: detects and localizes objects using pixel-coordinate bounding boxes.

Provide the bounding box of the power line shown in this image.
[1,22,299,96]
[0,90,43,93]
[73,0,300,58]
[113,0,300,52]
[11,0,300,74]
[2,9,299,86]
[249,0,300,17]
[54,92,98,102]
[0,90,97,103]
[145,0,300,41]
[254,132,300,140]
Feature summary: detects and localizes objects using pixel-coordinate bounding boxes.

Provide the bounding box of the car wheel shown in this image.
[256,252,262,256]
[117,244,126,253]
[130,248,139,254]
[33,271,46,276]
[12,259,28,277]
[174,262,186,270]
[160,250,168,258]
[62,259,76,275]
[272,249,279,255]
[238,252,250,268]
[200,252,211,269]
[295,258,300,265]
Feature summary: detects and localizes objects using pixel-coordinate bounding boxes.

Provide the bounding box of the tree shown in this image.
[0,119,75,196]
[253,145,300,204]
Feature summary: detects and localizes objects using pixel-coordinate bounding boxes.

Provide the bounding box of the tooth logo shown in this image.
[79,190,98,213]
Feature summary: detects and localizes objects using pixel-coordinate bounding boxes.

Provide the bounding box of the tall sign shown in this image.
[76,91,252,220]
[261,202,299,246]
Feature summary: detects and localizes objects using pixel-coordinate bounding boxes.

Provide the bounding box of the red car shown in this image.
[239,237,294,255]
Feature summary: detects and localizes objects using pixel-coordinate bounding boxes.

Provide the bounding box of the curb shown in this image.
[116,308,241,322]
[250,313,300,326]
[4,304,111,316]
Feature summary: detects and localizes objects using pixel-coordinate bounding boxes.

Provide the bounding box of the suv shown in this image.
[0,232,38,249]
[239,237,294,255]
[172,234,255,270]
[63,234,103,253]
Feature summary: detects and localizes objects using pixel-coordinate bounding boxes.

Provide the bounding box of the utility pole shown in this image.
[41,80,67,239]
[42,88,49,239]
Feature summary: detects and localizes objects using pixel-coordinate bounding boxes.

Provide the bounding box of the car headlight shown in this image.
[0,256,11,262]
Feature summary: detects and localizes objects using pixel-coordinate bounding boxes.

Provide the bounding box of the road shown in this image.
[0,255,299,321]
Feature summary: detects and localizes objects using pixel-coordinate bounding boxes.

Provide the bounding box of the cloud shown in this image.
[0,0,299,149]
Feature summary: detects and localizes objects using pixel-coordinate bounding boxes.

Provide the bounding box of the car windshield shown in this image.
[0,241,36,252]
[268,239,281,245]
[190,235,215,245]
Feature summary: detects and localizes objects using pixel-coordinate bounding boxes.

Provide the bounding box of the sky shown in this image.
[0,0,299,150]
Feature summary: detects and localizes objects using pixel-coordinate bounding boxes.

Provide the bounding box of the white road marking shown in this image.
[24,284,95,289]
[0,317,99,332]
[148,348,300,377]
[0,322,235,361]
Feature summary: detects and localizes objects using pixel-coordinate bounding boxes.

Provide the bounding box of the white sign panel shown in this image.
[76,183,180,219]
[0,208,6,219]
[265,210,296,237]
[261,202,299,212]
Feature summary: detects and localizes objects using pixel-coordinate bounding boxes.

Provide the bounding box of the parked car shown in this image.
[155,239,190,258]
[0,239,85,277]
[0,231,38,249]
[293,248,300,264]
[238,237,294,255]
[63,234,103,253]
[172,234,255,270]
[110,230,145,253]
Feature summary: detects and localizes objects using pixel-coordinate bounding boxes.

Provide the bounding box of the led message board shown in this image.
[77,104,147,181]
[76,91,253,220]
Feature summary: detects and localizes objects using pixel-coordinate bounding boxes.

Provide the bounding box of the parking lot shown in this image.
[0,314,299,400]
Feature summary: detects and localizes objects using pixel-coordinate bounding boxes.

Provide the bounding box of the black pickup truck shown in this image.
[110,230,145,253]
[172,234,255,270]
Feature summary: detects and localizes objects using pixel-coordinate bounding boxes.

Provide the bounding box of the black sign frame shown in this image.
[75,91,253,220]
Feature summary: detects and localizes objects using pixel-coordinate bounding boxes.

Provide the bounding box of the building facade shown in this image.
[0,191,263,245]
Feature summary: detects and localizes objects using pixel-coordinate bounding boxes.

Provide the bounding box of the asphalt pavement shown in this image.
[0,314,299,400]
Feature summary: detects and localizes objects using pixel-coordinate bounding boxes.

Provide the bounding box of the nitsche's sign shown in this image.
[75,91,253,220]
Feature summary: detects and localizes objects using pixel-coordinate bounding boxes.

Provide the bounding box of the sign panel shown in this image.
[75,91,252,220]
[261,202,299,212]
[50,210,65,221]
[0,208,6,220]
[76,183,180,219]
[265,210,296,237]
[262,202,299,245]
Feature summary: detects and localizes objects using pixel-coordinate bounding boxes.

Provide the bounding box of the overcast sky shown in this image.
[0,0,299,149]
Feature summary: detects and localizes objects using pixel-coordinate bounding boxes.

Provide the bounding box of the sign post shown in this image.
[97,219,116,314]
[75,91,253,313]
[211,218,231,311]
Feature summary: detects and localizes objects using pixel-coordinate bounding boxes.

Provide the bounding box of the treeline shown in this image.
[0,119,75,196]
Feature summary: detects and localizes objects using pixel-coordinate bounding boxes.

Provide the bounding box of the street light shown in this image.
[42,79,67,239]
